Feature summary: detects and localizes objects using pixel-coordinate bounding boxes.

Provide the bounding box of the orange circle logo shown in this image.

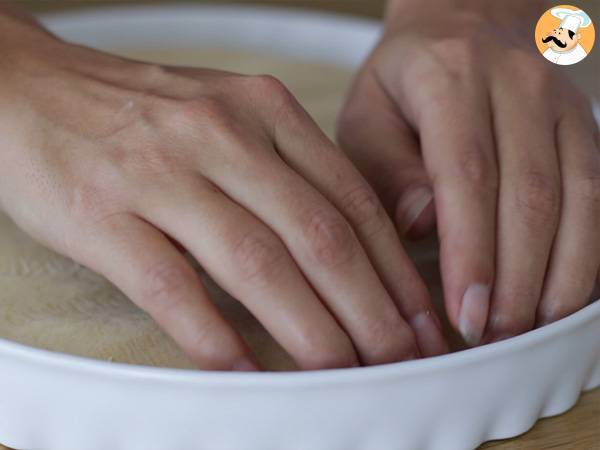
[535,5,595,65]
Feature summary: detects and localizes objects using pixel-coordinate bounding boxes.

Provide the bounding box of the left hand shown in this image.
[337,0,600,346]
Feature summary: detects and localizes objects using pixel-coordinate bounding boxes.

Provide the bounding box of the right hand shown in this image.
[0,28,447,371]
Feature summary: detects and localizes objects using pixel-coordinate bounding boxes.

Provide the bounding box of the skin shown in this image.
[0,4,449,372]
[338,0,600,346]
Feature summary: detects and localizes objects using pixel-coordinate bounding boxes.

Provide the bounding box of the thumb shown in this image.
[337,72,435,239]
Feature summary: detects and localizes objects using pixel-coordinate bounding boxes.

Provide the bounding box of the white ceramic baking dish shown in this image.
[0,5,598,450]
[0,301,598,450]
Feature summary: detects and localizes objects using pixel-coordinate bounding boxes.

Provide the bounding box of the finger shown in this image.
[337,72,436,239]
[279,81,447,357]
[398,73,498,347]
[484,80,561,343]
[137,176,359,370]
[536,105,600,326]
[245,164,419,364]
[68,213,257,371]
[193,126,419,363]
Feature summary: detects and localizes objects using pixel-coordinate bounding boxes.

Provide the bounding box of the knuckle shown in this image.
[249,74,295,110]
[399,33,483,103]
[456,147,497,192]
[516,172,561,225]
[137,63,169,89]
[428,37,479,76]
[142,262,190,313]
[520,64,553,92]
[232,230,286,287]
[160,98,256,158]
[341,185,386,236]
[574,172,600,208]
[507,52,555,95]
[249,74,291,100]
[304,209,358,268]
[247,75,298,126]
[528,74,555,99]
[432,36,477,61]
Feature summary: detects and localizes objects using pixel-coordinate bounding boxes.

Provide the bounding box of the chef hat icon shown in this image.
[551,7,592,33]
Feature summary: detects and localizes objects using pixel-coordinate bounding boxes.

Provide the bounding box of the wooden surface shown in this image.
[480,388,600,449]
[3,1,599,449]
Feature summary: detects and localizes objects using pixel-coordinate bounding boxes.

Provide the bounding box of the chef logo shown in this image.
[535,5,595,65]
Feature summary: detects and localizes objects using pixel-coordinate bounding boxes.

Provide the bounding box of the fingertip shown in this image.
[354,322,420,366]
[371,318,423,365]
[297,348,360,371]
[535,316,556,329]
[410,310,449,357]
[385,330,422,364]
[458,284,491,347]
[187,336,261,372]
[232,357,261,372]
[395,186,434,237]
[404,201,437,240]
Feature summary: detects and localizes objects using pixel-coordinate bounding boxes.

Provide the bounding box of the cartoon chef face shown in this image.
[542,27,581,53]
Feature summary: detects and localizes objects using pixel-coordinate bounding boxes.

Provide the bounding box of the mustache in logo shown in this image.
[542,35,567,48]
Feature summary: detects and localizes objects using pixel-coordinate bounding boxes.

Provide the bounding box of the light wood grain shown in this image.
[480,388,600,449]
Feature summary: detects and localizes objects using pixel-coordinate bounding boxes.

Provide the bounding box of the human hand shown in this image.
[0,15,448,371]
[337,0,599,346]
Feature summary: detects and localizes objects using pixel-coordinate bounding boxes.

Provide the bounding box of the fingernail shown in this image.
[458,284,491,347]
[396,186,434,235]
[410,311,449,357]
[232,358,260,372]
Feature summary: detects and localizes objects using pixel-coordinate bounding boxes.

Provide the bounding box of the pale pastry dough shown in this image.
[0,49,462,372]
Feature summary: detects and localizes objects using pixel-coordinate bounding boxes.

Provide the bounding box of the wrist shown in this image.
[0,4,56,47]
[0,12,63,82]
